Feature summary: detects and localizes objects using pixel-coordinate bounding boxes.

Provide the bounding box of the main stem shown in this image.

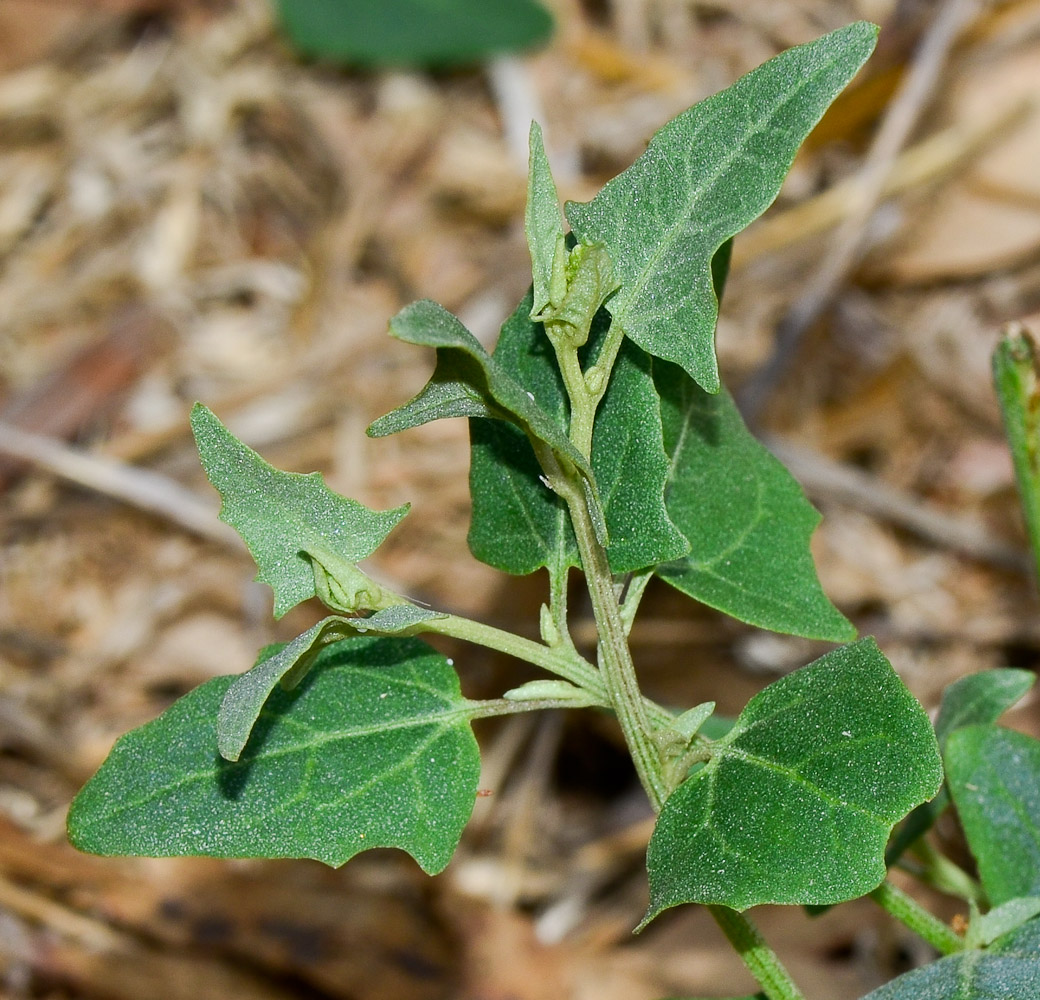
[562,476,667,808]
[547,302,803,1000]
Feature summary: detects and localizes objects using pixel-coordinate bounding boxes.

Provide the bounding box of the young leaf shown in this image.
[218,607,446,762]
[68,636,480,874]
[859,917,1040,999]
[968,897,1040,949]
[367,299,592,483]
[643,638,941,920]
[468,294,689,574]
[935,669,1035,750]
[566,22,877,393]
[946,724,1040,907]
[888,668,1035,865]
[993,328,1040,582]
[526,121,565,319]
[191,404,408,618]
[272,0,553,69]
[653,359,854,641]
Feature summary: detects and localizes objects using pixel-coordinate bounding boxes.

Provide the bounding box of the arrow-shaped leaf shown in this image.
[68,636,480,873]
[192,404,408,618]
[653,359,853,641]
[643,638,941,920]
[566,22,877,392]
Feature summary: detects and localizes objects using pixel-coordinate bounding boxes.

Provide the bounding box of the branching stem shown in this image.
[869,880,964,955]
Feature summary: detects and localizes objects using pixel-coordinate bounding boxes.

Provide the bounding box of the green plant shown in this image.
[271,0,553,69]
[68,24,1040,999]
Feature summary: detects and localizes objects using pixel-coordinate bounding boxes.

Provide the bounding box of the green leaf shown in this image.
[272,0,553,69]
[643,638,941,920]
[993,328,1040,582]
[191,404,408,618]
[653,360,854,641]
[860,917,1040,999]
[218,607,446,762]
[367,300,592,482]
[968,897,1040,949]
[936,669,1035,750]
[887,669,1034,866]
[566,22,877,392]
[467,295,688,575]
[526,121,565,319]
[67,636,480,874]
[946,724,1040,906]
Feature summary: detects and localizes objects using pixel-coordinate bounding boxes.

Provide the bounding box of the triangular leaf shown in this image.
[192,404,408,618]
[218,607,446,762]
[653,360,853,641]
[860,917,1040,999]
[68,636,480,874]
[566,22,877,392]
[946,724,1040,907]
[468,294,688,575]
[643,638,941,920]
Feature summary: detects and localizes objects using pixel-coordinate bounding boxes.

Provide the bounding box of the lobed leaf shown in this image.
[860,917,1040,999]
[468,294,688,575]
[272,0,553,69]
[191,404,407,618]
[566,22,877,393]
[946,724,1040,907]
[643,638,941,920]
[68,636,480,873]
[653,359,854,641]
[218,607,446,762]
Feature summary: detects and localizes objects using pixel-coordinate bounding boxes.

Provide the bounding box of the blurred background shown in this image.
[1,0,1039,996]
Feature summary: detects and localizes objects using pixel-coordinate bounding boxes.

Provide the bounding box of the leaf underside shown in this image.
[218,606,446,762]
[654,359,853,641]
[566,21,877,393]
[643,638,941,920]
[946,724,1040,907]
[67,636,480,874]
[859,917,1040,999]
[191,404,408,618]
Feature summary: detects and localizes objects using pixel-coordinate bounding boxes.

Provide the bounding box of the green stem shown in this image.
[906,840,985,904]
[560,475,667,809]
[708,906,807,1000]
[993,326,1040,583]
[869,880,964,955]
[423,611,676,728]
[425,614,596,690]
